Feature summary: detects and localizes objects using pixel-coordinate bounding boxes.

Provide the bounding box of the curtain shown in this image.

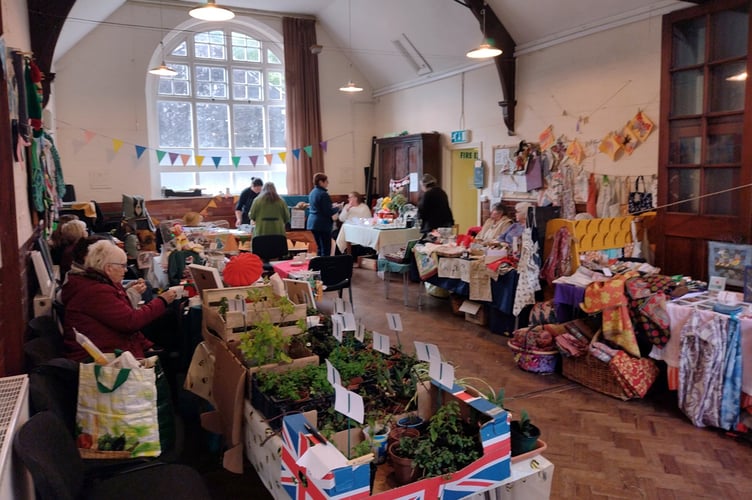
[283,17,323,195]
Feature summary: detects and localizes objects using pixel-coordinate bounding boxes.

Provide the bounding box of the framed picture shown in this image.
[188,264,223,295]
[31,250,53,296]
[708,241,752,288]
[708,276,727,292]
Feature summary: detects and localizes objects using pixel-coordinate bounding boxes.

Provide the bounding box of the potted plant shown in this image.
[237,318,291,367]
[510,409,541,456]
[362,410,392,464]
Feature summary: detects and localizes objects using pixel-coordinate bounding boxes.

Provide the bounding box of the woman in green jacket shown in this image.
[249,182,290,236]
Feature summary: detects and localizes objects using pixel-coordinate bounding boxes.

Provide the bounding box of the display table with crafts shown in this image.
[182,226,251,252]
[336,221,420,254]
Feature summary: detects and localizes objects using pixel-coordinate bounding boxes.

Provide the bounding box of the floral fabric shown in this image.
[580,272,641,357]
[608,351,659,398]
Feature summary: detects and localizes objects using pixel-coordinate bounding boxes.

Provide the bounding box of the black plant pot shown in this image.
[510,421,540,456]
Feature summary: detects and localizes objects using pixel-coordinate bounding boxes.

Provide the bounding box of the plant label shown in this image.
[372,332,390,355]
[342,312,356,331]
[414,341,440,362]
[325,359,342,387]
[305,315,320,329]
[334,385,364,424]
[429,360,454,390]
[334,298,346,314]
[332,315,344,342]
[386,312,403,331]
[355,322,365,342]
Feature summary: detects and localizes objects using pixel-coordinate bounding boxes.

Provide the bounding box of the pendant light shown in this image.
[189,1,235,22]
[466,4,502,59]
[339,0,363,93]
[149,3,177,77]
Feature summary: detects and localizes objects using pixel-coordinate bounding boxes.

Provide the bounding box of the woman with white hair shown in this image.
[498,202,533,245]
[61,240,177,361]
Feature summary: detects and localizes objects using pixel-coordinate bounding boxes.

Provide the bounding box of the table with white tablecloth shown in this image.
[335,223,420,253]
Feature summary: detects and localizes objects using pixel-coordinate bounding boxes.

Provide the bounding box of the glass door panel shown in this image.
[669,120,701,165]
[711,9,749,60]
[673,17,706,67]
[671,69,704,116]
[704,167,738,215]
[709,61,746,112]
[668,168,700,213]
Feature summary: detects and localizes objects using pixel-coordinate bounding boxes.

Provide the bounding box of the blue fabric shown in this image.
[306,186,338,232]
[720,316,742,431]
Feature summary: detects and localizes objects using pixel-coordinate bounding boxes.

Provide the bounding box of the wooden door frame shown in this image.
[447,141,483,226]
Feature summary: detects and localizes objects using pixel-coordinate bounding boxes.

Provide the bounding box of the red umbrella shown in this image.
[222,252,263,286]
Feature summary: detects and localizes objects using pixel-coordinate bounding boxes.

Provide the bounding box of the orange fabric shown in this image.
[580,272,641,357]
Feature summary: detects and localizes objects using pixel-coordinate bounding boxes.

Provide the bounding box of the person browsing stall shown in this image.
[475,203,513,244]
[235,177,263,227]
[307,172,340,256]
[61,240,178,361]
[499,201,533,244]
[249,182,290,237]
[417,173,454,235]
[339,191,372,222]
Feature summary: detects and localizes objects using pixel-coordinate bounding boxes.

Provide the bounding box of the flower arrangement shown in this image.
[384,193,407,213]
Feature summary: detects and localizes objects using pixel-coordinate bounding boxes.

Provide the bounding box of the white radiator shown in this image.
[0,375,33,499]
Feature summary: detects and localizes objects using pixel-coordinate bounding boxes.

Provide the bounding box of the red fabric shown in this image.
[467,226,482,237]
[455,234,473,248]
[272,259,309,279]
[223,252,263,286]
[608,351,659,398]
[61,272,165,361]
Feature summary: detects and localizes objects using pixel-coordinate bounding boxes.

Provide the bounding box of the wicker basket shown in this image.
[560,331,632,400]
[79,448,133,459]
[508,342,559,374]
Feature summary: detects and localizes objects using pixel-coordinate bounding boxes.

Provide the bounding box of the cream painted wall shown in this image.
[373,17,663,220]
[4,0,33,245]
[52,3,372,202]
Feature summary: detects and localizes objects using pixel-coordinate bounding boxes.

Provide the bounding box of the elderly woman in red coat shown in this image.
[61,240,178,361]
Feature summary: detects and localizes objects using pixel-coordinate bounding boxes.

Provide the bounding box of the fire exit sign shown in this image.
[450,130,471,144]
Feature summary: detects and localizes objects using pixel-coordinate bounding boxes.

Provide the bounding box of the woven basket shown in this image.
[79,448,133,459]
[560,331,632,400]
[508,342,559,374]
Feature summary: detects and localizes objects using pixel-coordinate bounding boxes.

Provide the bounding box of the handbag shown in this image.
[628,176,653,214]
[76,354,175,458]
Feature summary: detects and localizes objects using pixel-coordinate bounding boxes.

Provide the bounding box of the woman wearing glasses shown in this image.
[61,240,178,361]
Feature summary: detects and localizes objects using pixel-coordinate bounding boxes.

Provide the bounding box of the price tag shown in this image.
[414,341,440,362]
[334,298,346,314]
[386,313,403,332]
[325,359,342,387]
[429,360,455,390]
[342,312,357,331]
[372,332,390,355]
[331,315,344,342]
[355,322,365,342]
[334,385,364,424]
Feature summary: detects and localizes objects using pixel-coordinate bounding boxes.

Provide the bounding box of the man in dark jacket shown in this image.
[307,172,340,256]
[235,177,263,226]
[417,174,454,235]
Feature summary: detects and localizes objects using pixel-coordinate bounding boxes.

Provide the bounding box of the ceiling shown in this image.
[55,0,694,93]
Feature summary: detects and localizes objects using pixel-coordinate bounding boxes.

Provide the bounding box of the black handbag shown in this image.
[628,176,653,214]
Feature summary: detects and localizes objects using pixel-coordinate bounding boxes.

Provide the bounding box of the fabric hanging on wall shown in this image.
[559,164,576,220]
[586,173,598,217]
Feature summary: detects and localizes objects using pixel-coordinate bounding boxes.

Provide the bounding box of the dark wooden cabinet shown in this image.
[375,133,442,205]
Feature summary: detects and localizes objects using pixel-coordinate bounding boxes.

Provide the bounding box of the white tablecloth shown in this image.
[336,223,419,253]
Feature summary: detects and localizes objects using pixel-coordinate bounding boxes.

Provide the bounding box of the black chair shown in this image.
[308,254,354,308]
[14,411,211,500]
[251,234,289,275]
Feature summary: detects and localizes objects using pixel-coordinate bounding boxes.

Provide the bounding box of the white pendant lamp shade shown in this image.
[149,62,178,77]
[467,6,502,60]
[339,81,363,92]
[189,1,235,21]
[466,42,502,59]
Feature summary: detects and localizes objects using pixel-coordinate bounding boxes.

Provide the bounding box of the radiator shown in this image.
[0,375,33,499]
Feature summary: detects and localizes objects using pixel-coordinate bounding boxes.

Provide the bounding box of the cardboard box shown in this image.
[461,300,488,326]
[358,255,378,271]
[279,381,511,499]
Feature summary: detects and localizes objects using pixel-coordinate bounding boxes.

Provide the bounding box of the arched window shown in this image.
[153,26,286,195]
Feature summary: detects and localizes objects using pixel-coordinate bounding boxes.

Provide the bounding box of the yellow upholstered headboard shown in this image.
[543,213,655,272]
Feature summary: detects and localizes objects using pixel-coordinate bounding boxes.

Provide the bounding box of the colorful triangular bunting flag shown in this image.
[264,154,273,165]
[168,152,179,165]
[83,130,96,144]
[278,152,286,163]
[180,154,191,166]
[293,148,301,160]
[156,150,167,163]
[112,139,123,153]
[303,145,313,158]
[196,155,204,167]
[212,156,221,168]
[135,145,147,159]
[249,155,258,166]
[320,141,328,152]
[232,156,241,168]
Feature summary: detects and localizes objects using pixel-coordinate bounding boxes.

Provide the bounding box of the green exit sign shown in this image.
[450,130,471,144]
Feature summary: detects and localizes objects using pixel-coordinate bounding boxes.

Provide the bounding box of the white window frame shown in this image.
[147,21,287,197]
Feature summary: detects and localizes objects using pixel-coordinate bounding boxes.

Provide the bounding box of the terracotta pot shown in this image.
[387,426,420,450]
[387,442,418,486]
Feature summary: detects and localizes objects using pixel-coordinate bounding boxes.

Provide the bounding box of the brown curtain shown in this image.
[283,17,323,195]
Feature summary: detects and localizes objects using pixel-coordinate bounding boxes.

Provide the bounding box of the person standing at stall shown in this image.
[307,172,340,256]
[249,182,290,236]
[235,177,263,227]
[417,173,454,235]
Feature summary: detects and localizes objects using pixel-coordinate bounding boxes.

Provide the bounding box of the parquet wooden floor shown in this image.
[346,268,752,500]
[195,267,752,499]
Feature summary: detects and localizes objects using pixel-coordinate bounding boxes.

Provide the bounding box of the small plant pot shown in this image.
[387,426,420,451]
[397,415,426,433]
[387,442,418,486]
[363,425,390,464]
[510,421,541,456]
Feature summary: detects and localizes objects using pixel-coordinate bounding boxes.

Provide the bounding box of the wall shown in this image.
[373,16,663,214]
[52,2,374,202]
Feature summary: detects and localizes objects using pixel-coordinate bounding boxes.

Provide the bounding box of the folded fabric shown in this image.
[588,341,619,363]
[563,319,593,343]
[555,333,588,357]
[608,351,659,398]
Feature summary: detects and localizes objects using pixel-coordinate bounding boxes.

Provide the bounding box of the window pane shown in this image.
[195,30,226,60]
[268,50,281,64]
[197,171,234,197]
[709,61,746,112]
[195,66,227,99]
[160,172,197,191]
[158,101,193,148]
[711,9,748,60]
[672,17,705,67]
[269,171,288,194]
[234,105,264,148]
[668,168,700,213]
[704,167,738,215]
[268,71,285,101]
[670,136,701,164]
[231,32,261,62]
[671,69,703,116]
[708,132,741,164]
[171,42,187,57]
[269,106,286,148]
[157,64,190,96]
[232,69,262,100]
[196,103,229,148]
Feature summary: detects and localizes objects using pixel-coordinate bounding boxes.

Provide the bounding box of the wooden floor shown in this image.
[196,267,752,499]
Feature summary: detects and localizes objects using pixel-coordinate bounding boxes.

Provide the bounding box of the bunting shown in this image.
[112,139,123,153]
[135,145,147,159]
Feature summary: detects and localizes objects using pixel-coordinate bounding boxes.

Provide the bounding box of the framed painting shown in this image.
[708,241,752,288]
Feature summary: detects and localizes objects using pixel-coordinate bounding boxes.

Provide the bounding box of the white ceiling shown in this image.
[56,0,693,92]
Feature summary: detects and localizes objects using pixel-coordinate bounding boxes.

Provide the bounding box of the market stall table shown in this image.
[336,222,420,254]
[272,259,310,279]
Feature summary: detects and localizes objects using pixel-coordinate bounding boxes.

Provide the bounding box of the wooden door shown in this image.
[656,0,752,281]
